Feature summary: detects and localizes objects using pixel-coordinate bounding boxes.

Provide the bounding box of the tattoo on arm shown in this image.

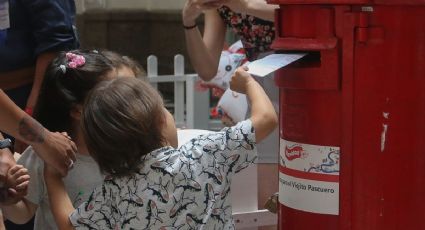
[18,117,45,143]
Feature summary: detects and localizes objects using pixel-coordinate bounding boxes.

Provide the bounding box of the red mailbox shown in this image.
[267,1,425,230]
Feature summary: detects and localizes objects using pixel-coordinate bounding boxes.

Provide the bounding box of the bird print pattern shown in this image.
[70,120,257,230]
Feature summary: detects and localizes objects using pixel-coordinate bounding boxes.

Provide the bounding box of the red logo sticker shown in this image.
[285,145,304,161]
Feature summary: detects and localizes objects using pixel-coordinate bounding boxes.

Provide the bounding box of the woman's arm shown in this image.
[25,52,57,112]
[183,1,227,81]
[0,90,77,176]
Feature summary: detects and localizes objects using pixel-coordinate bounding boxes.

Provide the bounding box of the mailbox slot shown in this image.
[273,5,341,91]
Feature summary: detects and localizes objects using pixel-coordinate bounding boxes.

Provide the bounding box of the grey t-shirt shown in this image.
[17,147,103,230]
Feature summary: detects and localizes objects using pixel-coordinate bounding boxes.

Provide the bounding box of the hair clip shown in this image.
[59,65,67,74]
[66,52,86,69]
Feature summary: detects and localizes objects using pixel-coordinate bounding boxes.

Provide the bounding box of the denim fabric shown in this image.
[0,0,79,72]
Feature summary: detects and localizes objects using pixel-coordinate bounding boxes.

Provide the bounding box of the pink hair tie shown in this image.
[66,52,85,69]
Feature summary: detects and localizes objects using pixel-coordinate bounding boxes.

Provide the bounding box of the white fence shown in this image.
[75,0,185,13]
[147,54,222,130]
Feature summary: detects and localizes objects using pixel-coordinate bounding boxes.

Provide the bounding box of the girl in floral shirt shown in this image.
[182,0,280,194]
[182,0,277,79]
[44,66,277,230]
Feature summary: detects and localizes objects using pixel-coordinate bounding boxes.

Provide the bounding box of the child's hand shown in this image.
[6,165,29,189]
[230,66,255,94]
[2,165,30,205]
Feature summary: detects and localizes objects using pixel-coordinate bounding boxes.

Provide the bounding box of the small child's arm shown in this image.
[230,66,278,143]
[0,165,37,224]
[44,165,75,230]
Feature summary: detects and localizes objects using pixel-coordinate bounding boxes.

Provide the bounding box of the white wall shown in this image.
[75,0,186,13]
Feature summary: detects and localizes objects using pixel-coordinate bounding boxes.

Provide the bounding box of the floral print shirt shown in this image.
[69,119,257,230]
[217,6,275,61]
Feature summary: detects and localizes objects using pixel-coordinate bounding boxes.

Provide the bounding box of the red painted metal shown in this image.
[270,1,425,230]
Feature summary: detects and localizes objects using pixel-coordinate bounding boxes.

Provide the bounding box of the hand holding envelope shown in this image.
[216,53,306,123]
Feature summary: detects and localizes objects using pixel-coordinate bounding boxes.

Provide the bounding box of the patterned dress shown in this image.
[69,120,258,230]
[217,6,275,61]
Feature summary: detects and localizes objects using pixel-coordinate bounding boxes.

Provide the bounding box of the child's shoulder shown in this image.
[177,129,214,148]
[177,119,254,150]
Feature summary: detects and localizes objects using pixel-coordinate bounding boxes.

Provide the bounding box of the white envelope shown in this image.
[246,53,306,77]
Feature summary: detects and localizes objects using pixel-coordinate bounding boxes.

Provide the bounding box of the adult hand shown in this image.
[32,131,77,177]
[230,66,255,94]
[183,0,223,26]
[182,0,204,27]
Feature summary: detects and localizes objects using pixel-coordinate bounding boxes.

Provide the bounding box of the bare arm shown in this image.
[15,52,58,153]
[0,91,35,143]
[44,166,75,230]
[25,52,57,111]
[183,1,227,81]
[0,163,33,223]
[230,67,278,142]
[1,199,37,224]
[0,90,77,176]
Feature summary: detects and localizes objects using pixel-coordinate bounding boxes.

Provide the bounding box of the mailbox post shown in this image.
[268,1,425,229]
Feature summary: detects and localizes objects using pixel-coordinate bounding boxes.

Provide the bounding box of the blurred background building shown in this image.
[75,0,192,74]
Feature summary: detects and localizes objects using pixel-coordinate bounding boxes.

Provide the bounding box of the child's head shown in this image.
[81,77,177,177]
[99,50,146,78]
[34,50,115,135]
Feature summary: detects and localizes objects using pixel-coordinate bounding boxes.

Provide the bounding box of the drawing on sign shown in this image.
[307,150,340,174]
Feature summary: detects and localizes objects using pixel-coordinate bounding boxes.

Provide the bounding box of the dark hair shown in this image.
[82,77,165,177]
[33,50,114,134]
[100,50,146,77]
[122,55,147,77]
